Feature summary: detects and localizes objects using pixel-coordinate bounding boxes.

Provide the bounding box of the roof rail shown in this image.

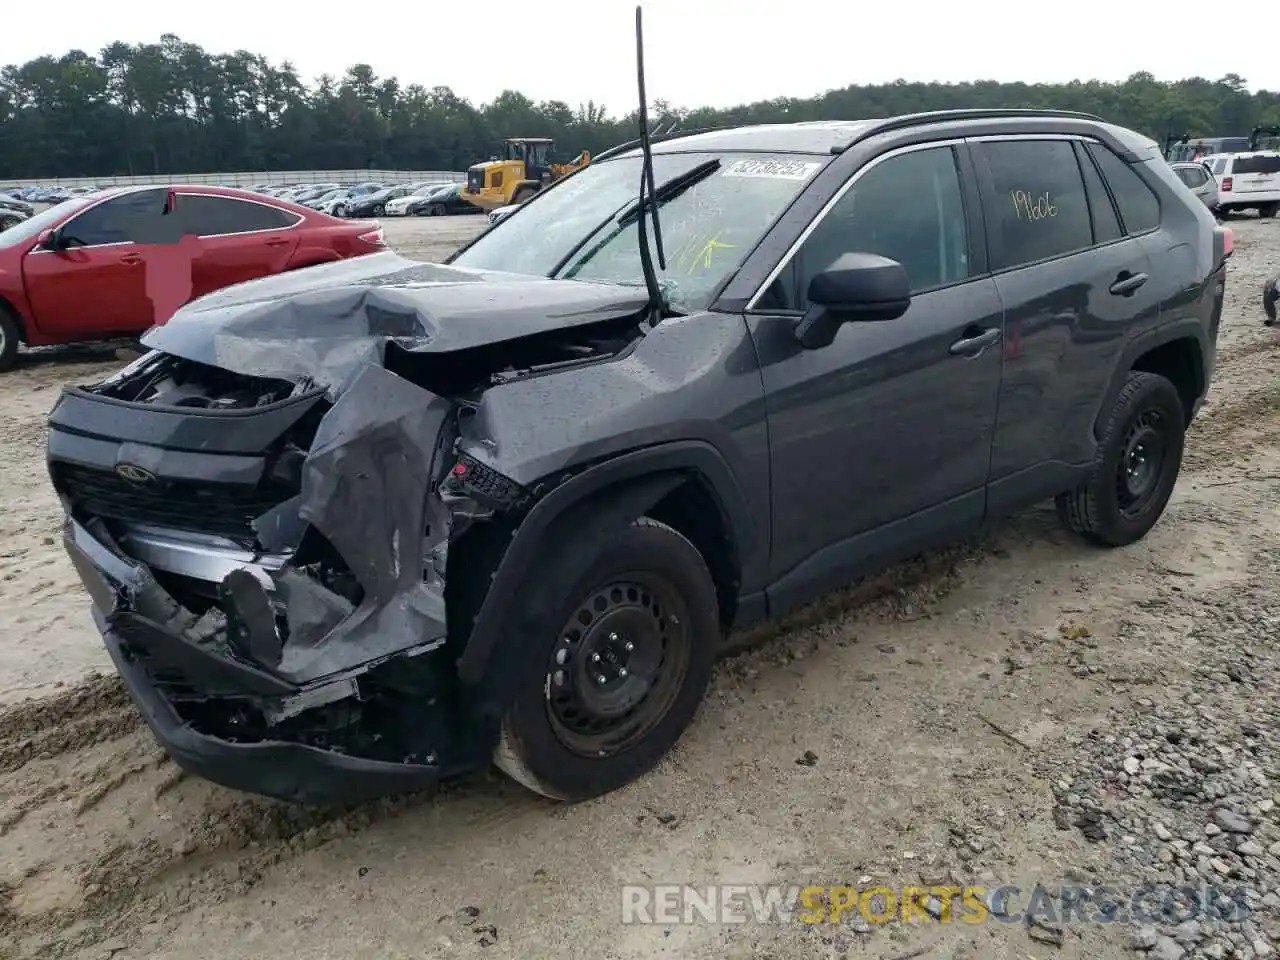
[830,108,1106,154]
[593,125,735,162]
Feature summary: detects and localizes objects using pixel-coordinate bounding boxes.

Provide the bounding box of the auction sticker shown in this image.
[722,158,823,180]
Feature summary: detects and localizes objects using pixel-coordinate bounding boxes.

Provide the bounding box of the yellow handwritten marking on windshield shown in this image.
[677,231,736,274]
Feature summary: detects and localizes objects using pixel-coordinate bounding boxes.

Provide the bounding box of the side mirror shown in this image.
[38,227,63,251]
[794,252,912,350]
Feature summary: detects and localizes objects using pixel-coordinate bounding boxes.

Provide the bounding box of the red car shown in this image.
[0,185,386,370]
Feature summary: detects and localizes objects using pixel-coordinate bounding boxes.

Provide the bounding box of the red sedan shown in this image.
[0,185,386,370]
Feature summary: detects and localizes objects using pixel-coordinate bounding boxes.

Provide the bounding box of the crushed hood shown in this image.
[141,251,649,392]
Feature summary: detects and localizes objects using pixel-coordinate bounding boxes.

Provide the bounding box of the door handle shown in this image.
[119,253,142,265]
[949,327,1002,356]
[265,237,290,247]
[1109,271,1149,296]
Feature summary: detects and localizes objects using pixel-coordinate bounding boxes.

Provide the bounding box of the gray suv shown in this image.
[47,109,1231,805]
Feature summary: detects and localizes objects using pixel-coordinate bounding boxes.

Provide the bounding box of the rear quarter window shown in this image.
[1086,143,1160,234]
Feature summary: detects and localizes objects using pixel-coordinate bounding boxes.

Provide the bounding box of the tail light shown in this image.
[1221,177,1233,192]
[1223,227,1233,258]
[357,227,385,248]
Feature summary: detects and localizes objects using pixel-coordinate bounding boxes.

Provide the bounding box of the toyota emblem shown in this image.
[115,463,157,485]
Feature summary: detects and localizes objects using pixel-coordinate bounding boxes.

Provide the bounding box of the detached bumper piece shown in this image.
[65,516,476,807]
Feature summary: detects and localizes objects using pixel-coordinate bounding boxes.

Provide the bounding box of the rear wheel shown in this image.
[1259,202,1279,219]
[1056,371,1185,547]
[511,185,539,205]
[372,203,385,216]
[333,204,347,218]
[0,307,22,372]
[428,204,446,216]
[494,517,718,800]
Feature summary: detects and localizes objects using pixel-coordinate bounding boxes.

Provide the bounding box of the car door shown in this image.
[22,188,173,337]
[746,142,1004,606]
[970,136,1163,518]
[180,194,302,299]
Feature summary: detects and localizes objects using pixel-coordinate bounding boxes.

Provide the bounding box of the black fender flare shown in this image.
[454,440,757,690]
[1093,318,1209,438]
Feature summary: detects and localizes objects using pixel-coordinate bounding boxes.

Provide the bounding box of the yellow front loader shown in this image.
[459,138,591,212]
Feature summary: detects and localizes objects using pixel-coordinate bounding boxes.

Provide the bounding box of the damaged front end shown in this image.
[47,257,648,803]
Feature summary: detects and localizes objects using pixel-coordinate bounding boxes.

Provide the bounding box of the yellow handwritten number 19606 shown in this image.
[1009,189,1057,221]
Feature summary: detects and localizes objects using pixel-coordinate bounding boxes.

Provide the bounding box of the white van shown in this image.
[1203,152,1280,217]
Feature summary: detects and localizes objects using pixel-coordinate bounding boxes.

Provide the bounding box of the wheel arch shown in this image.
[0,295,28,342]
[1095,320,1208,435]
[453,441,756,704]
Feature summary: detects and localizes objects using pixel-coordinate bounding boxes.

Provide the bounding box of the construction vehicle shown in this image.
[459,138,591,212]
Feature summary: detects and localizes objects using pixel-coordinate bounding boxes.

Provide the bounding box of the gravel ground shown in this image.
[0,214,1277,960]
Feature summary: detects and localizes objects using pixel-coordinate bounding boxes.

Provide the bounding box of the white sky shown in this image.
[4,0,1273,115]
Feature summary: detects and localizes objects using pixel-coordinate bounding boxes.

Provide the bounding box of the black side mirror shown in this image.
[38,227,64,251]
[794,252,912,350]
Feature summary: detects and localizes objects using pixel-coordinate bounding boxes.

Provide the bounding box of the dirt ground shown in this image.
[1,214,1278,960]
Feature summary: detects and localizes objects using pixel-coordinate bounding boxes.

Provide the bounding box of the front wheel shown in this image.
[0,307,21,372]
[1056,371,1185,547]
[494,517,718,800]
[372,204,385,216]
[428,204,446,216]
[333,205,347,218]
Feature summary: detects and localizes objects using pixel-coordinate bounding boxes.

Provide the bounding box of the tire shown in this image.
[512,186,539,205]
[428,204,445,216]
[493,516,718,801]
[1260,203,1279,219]
[0,307,21,372]
[0,214,20,232]
[1055,371,1186,547]
[1264,276,1279,326]
[372,204,385,216]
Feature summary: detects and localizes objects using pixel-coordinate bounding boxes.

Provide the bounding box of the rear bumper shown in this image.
[65,517,456,805]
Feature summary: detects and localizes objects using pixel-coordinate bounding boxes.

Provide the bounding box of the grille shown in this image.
[51,462,292,542]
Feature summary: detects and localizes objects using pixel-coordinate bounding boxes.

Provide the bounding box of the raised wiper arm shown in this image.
[615,159,721,225]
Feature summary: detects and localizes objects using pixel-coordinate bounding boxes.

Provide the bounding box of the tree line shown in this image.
[3,36,1279,180]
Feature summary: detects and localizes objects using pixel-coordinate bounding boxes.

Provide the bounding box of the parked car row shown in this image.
[0,184,386,370]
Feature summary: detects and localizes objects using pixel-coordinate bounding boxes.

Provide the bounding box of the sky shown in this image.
[5,0,1274,115]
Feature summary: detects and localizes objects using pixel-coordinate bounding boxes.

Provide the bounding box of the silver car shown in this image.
[1170,161,1220,214]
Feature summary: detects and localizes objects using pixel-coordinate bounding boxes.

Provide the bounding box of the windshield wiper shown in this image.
[633,6,665,326]
[614,159,721,225]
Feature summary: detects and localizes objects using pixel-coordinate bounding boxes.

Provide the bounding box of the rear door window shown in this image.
[1086,143,1161,235]
[60,189,169,246]
[976,139,1094,270]
[180,195,300,236]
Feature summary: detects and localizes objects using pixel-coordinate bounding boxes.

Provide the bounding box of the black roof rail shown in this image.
[593,125,735,162]
[830,108,1106,154]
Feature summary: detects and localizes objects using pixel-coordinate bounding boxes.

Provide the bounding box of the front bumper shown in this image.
[66,517,457,805]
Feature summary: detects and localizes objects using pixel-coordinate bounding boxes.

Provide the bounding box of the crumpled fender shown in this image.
[242,364,454,683]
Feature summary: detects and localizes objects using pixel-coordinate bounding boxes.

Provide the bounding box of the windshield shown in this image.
[451,152,824,313]
[0,196,96,248]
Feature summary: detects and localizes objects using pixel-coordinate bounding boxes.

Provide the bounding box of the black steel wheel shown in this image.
[372,203,385,216]
[494,516,718,800]
[546,574,692,758]
[1056,371,1185,547]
